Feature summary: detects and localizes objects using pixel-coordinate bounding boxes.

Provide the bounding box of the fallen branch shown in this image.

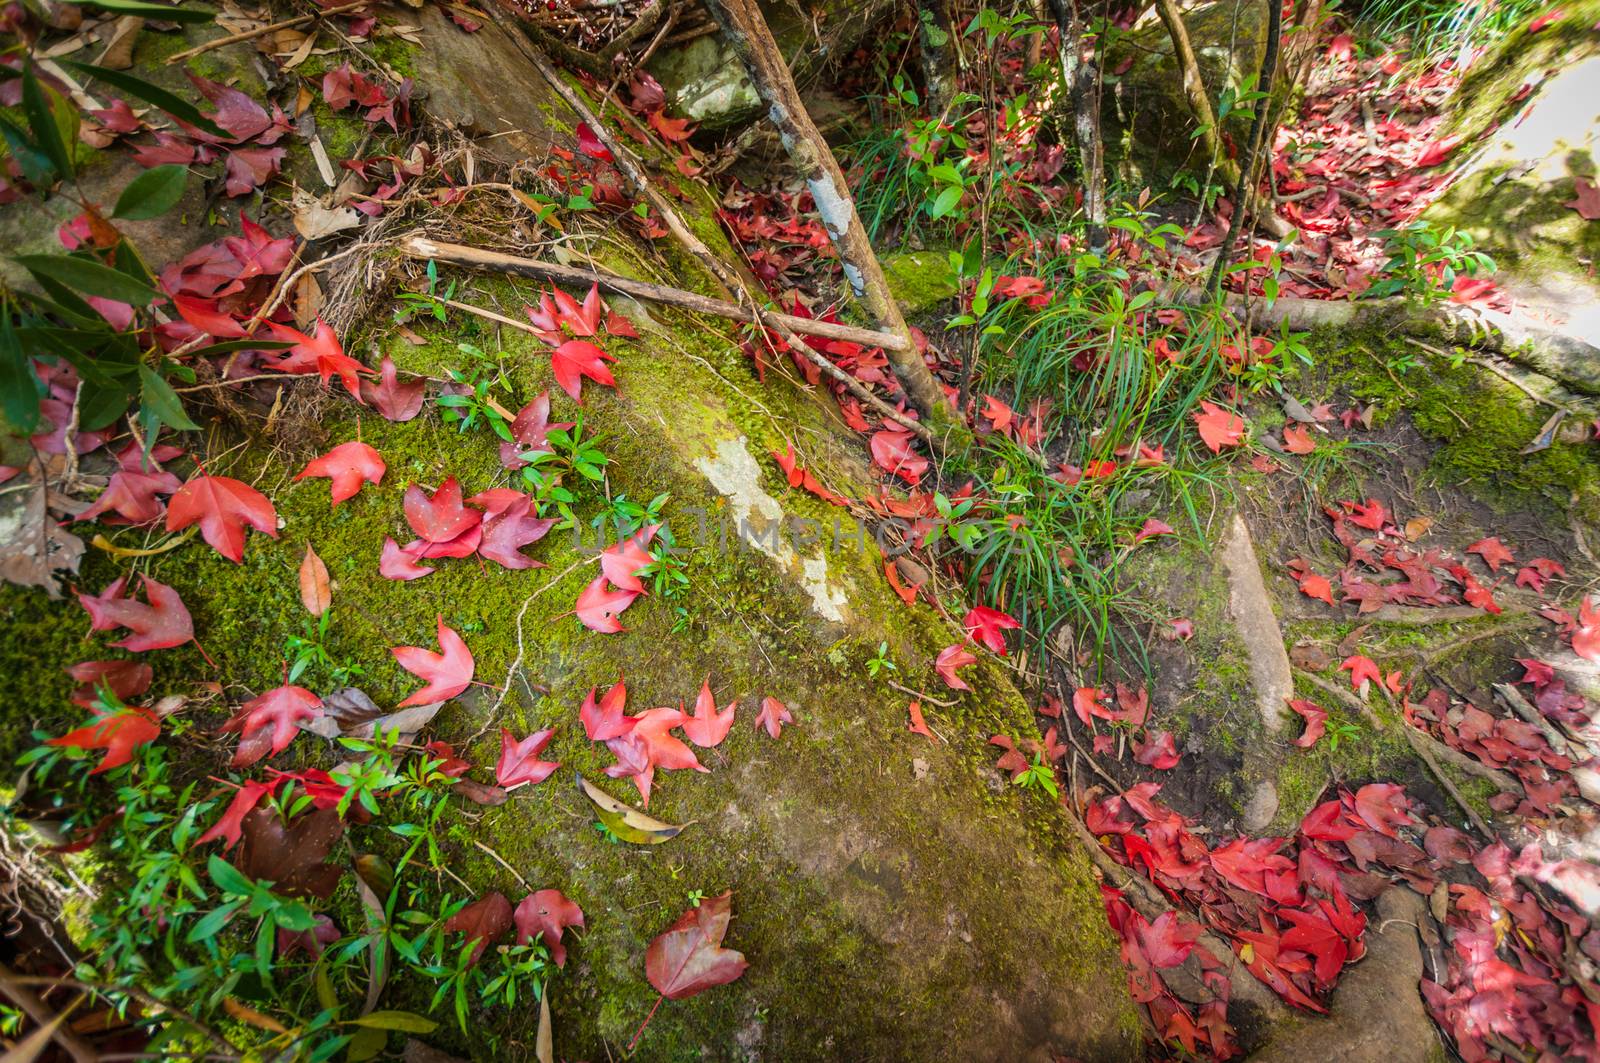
[697,0,963,438]
[405,236,906,352]
[166,0,371,64]
[507,37,940,443]
[0,962,96,1063]
[1166,288,1600,395]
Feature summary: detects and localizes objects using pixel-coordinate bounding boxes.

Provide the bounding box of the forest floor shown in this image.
[1,1,1598,1061]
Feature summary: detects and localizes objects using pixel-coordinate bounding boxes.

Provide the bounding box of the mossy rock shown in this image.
[1103,0,1265,187]
[0,27,1142,1062]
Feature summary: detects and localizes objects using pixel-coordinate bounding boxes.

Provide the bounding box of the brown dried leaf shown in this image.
[299,544,331,617]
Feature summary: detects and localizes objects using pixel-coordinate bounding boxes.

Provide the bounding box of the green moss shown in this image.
[1307,327,1599,521]
[882,250,959,314]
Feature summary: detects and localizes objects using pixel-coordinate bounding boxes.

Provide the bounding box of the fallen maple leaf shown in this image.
[682,678,737,747]
[379,537,434,580]
[392,616,475,706]
[1297,570,1336,606]
[1353,782,1413,837]
[575,121,614,161]
[935,644,976,690]
[1073,686,1113,726]
[77,575,194,652]
[264,319,372,400]
[575,575,640,633]
[221,684,323,768]
[197,779,276,849]
[754,696,792,739]
[551,338,616,402]
[644,890,747,1002]
[647,110,695,143]
[166,473,279,563]
[76,441,182,524]
[444,891,513,966]
[514,889,585,967]
[580,679,633,741]
[1133,518,1175,544]
[403,476,481,546]
[47,705,160,774]
[1340,654,1381,693]
[360,354,426,421]
[496,727,560,790]
[1134,730,1181,769]
[1283,424,1316,454]
[66,659,151,708]
[600,526,657,592]
[1194,401,1246,452]
[869,428,930,486]
[1286,698,1328,748]
[1574,596,1600,661]
[907,699,936,740]
[963,604,1020,654]
[295,441,384,505]
[1465,536,1515,572]
[474,492,553,570]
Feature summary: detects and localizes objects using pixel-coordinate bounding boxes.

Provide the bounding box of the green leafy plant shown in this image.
[285,611,366,687]
[517,413,610,524]
[1364,221,1495,305]
[394,259,457,325]
[866,641,898,678]
[435,342,511,437]
[1014,754,1060,799]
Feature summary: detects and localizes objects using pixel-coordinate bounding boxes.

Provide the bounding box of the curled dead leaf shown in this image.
[576,773,686,844]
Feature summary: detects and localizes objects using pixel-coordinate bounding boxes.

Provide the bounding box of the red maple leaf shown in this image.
[935,644,976,690]
[1297,571,1335,606]
[1074,686,1114,726]
[392,616,475,706]
[1353,782,1414,837]
[1573,596,1600,661]
[1194,401,1246,452]
[771,445,849,506]
[444,892,513,966]
[500,391,573,468]
[580,679,633,741]
[647,110,695,143]
[869,428,930,486]
[1134,518,1175,544]
[496,727,560,789]
[1282,424,1316,454]
[551,338,616,402]
[1134,730,1181,769]
[681,677,736,748]
[166,473,279,563]
[1514,556,1565,594]
[359,354,426,421]
[907,699,936,740]
[575,575,641,633]
[601,526,657,592]
[264,319,372,400]
[575,121,613,161]
[472,490,554,570]
[1566,177,1600,220]
[1339,654,1381,692]
[379,537,434,581]
[221,684,323,768]
[981,394,1015,435]
[47,705,160,774]
[197,778,279,849]
[77,441,182,524]
[754,696,792,739]
[645,891,748,1001]
[403,476,481,548]
[295,441,385,505]
[172,294,247,338]
[963,604,1020,654]
[1278,908,1349,985]
[1287,698,1328,748]
[1342,498,1391,531]
[77,575,194,652]
[66,659,152,708]
[1465,536,1515,572]
[514,889,585,967]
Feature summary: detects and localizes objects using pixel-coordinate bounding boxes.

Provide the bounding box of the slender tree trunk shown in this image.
[700,0,965,439]
[1206,0,1281,296]
[1046,0,1106,250]
[1154,0,1241,189]
[917,0,958,118]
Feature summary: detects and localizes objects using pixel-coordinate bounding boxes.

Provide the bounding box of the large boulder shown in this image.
[0,15,1143,1060]
[1102,0,1265,186]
